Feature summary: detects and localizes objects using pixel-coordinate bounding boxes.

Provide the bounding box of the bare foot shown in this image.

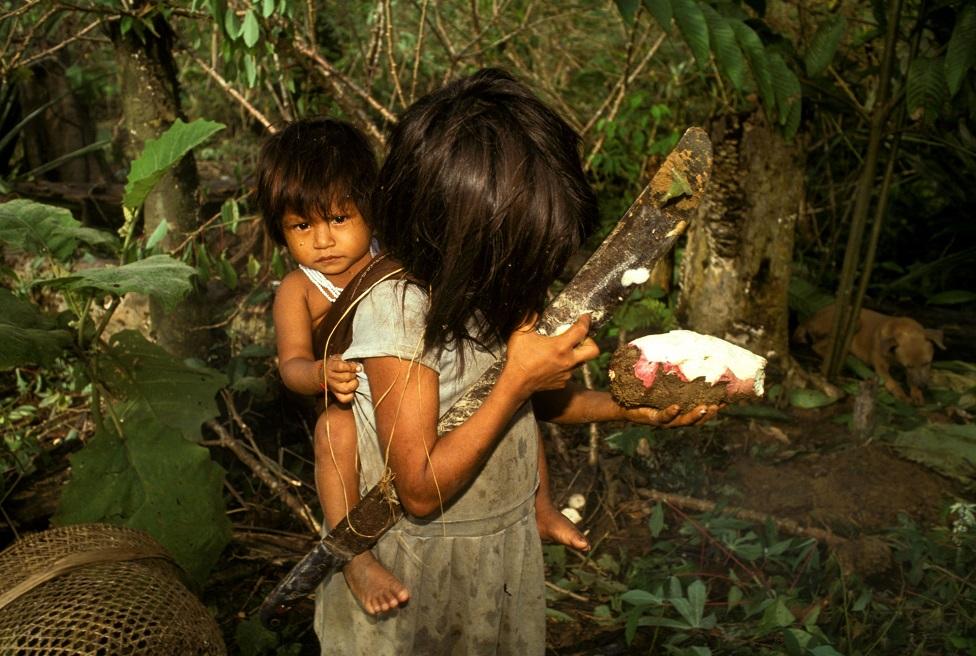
[342,551,410,615]
[536,501,589,551]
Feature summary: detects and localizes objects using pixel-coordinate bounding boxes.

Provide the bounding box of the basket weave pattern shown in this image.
[0,524,226,655]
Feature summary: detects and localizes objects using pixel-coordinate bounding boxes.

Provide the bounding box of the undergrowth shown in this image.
[545,502,976,656]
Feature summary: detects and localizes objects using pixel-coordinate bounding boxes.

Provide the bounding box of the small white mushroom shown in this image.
[560,507,583,524]
[567,493,586,510]
[621,267,650,287]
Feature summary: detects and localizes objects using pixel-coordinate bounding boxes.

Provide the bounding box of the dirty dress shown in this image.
[313,280,545,656]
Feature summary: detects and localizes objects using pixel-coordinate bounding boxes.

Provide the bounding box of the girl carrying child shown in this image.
[314,69,716,654]
[256,116,596,619]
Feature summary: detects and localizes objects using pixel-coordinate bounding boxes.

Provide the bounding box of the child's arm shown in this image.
[273,272,359,400]
[362,315,598,518]
[532,384,721,427]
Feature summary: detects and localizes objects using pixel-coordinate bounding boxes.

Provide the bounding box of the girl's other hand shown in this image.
[622,403,722,428]
[503,314,599,399]
[324,355,361,403]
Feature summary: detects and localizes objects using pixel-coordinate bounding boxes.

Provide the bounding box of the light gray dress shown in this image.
[314,280,545,656]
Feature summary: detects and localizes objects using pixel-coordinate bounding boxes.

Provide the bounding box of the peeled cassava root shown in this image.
[609,330,767,411]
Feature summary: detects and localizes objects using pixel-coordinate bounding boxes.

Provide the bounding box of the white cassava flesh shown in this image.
[621,330,766,397]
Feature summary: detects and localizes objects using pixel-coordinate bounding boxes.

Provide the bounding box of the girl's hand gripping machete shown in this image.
[259,127,712,628]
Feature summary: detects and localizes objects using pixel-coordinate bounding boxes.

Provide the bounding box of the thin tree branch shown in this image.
[382,0,407,109]
[207,405,320,536]
[408,0,429,103]
[184,49,275,133]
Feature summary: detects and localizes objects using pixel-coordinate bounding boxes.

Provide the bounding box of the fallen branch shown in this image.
[636,488,847,547]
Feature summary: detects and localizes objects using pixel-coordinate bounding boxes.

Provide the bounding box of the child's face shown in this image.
[282,200,372,285]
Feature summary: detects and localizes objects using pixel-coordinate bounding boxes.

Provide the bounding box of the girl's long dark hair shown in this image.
[374,68,598,353]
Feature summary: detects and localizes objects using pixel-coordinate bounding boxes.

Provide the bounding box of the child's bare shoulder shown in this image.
[275,269,333,325]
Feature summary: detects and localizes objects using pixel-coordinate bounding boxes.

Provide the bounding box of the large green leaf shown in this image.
[54,413,231,583]
[0,288,73,369]
[615,0,640,24]
[702,5,746,90]
[891,423,976,487]
[730,20,776,117]
[98,330,227,441]
[804,15,846,77]
[42,254,195,311]
[643,0,672,32]
[123,118,225,211]
[769,52,802,136]
[0,199,119,261]
[946,4,976,96]
[907,56,948,124]
[671,0,710,69]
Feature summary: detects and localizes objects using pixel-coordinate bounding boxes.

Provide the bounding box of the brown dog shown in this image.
[796,304,945,404]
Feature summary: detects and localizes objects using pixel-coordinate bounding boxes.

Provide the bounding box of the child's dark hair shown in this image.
[256,118,376,245]
[375,68,598,352]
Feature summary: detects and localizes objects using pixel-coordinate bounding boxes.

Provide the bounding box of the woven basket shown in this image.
[0,523,226,655]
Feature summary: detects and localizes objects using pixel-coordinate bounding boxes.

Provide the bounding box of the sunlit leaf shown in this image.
[891,423,976,486]
[42,255,195,311]
[621,589,663,606]
[145,218,170,250]
[0,199,119,261]
[242,9,260,47]
[788,388,837,409]
[123,119,225,211]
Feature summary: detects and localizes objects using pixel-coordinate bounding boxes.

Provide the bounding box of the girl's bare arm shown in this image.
[363,316,598,518]
[533,384,721,427]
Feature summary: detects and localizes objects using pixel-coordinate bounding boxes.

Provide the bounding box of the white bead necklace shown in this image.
[299,265,342,302]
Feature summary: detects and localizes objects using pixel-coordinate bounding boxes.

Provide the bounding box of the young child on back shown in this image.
[256,118,408,615]
[257,118,590,617]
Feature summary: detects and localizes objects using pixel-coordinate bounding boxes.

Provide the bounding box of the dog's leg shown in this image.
[871,344,910,402]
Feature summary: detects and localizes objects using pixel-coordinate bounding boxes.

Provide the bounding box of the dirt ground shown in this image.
[542,400,959,655]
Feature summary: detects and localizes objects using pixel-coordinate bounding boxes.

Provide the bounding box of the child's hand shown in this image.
[503,314,599,399]
[324,355,361,403]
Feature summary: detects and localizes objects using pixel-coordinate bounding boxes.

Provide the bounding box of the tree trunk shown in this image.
[676,112,803,366]
[109,11,214,360]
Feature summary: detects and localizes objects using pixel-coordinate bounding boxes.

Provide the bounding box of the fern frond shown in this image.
[643,0,673,33]
[702,4,746,90]
[907,56,948,125]
[805,14,846,77]
[671,0,710,69]
[946,3,976,96]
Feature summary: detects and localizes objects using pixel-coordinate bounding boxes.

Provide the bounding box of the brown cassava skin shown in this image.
[608,344,758,412]
[260,127,714,628]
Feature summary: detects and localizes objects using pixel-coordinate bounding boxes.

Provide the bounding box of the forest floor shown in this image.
[195,381,969,655]
[542,400,964,655]
[1,335,971,654]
